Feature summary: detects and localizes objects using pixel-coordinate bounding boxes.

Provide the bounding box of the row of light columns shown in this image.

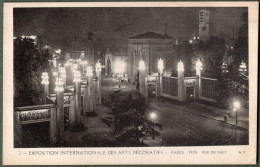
[41,60,102,144]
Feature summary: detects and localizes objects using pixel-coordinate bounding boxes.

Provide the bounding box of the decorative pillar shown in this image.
[14,111,22,147]
[158,58,164,96]
[55,77,65,145]
[50,107,57,145]
[69,94,76,127]
[87,66,94,112]
[73,70,82,125]
[195,59,203,100]
[177,60,186,101]
[95,60,102,105]
[60,65,66,87]
[139,60,145,96]
[82,84,88,115]
[41,72,49,104]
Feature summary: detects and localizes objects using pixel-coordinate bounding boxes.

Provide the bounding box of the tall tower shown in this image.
[199,10,209,41]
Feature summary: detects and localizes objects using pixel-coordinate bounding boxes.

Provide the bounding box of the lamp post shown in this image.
[233,101,240,125]
[96,60,102,105]
[150,112,157,139]
[41,72,49,104]
[55,76,64,145]
[139,59,145,96]
[158,58,164,96]
[195,59,203,100]
[177,60,185,101]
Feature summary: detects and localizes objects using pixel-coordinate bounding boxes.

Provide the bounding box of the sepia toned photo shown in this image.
[3,1,258,165]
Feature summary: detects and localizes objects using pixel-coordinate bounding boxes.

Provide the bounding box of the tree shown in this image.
[14,37,52,107]
[103,91,162,145]
[216,12,249,108]
[103,90,131,134]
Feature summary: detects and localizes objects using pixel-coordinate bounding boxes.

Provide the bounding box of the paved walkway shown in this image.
[150,99,249,130]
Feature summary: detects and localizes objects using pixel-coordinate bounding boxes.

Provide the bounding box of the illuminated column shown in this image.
[69,94,76,127]
[95,60,102,105]
[82,84,88,115]
[60,65,66,87]
[177,60,186,101]
[55,77,65,145]
[87,66,94,112]
[239,60,247,75]
[73,70,82,125]
[158,58,164,96]
[139,60,145,96]
[195,59,203,100]
[41,72,49,104]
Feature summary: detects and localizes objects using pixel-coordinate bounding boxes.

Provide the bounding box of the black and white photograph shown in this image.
[3,1,258,165]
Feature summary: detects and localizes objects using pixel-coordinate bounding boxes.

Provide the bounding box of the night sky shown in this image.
[14,7,247,48]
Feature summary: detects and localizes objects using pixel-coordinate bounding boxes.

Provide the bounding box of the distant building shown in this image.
[199,10,210,41]
[127,32,174,83]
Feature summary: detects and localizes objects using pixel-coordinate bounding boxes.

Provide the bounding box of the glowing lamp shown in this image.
[158,58,164,73]
[52,71,58,77]
[138,60,145,70]
[41,72,49,85]
[55,77,64,92]
[86,66,93,77]
[150,112,157,119]
[72,62,78,73]
[82,60,88,66]
[177,60,184,72]
[60,66,66,78]
[195,59,203,71]
[73,70,81,82]
[233,101,240,110]
[65,61,70,67]
[95,60,102,72]
[239,61,247,72]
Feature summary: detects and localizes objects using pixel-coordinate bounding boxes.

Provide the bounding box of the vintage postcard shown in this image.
[3,1,258,165]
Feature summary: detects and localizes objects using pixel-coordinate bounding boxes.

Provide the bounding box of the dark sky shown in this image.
[14,7,247,46]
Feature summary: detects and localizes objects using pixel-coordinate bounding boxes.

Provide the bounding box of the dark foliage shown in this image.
[14,37,51,107]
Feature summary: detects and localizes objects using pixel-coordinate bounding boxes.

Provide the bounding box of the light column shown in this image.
[177,60,186,101]
[158,58,164,96]
[138,60,145,96]
[95,60,102,105]
[195,59,203,100]
[73,70,82,126]
[41,72,49,104]
[55,76,65,145]
[87,66,94,112]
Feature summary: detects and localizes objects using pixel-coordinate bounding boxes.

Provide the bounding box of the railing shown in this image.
[14,104,57,146]
[162,76,178,97]
[201,77,217,102]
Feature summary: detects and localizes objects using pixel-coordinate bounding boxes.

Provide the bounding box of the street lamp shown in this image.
[233,101,240,125]
[158,58,164,74]
[177,60,184,72]
[150,112,157,139]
